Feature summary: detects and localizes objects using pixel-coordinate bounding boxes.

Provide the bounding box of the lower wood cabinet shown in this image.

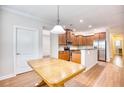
[71,51,81,64]
[59,51,70,61]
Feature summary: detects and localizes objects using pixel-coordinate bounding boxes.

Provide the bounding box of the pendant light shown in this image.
[51,5,66,34]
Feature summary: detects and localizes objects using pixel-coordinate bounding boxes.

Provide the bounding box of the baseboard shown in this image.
[0,74,16,80]
[106,58,111,62]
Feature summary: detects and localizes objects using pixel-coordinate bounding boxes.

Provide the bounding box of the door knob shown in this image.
[16,53,21,55]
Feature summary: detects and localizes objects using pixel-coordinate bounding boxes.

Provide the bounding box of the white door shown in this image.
[42,30,50,57]
[43,35,50,57]
[16,27,39,74]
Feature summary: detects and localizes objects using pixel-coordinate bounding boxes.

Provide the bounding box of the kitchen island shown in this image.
[81,49,97,70]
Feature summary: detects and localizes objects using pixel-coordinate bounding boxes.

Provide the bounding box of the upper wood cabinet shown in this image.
[78,36,86,46]
[94,32,106,41]
[72,35,79,46]
[66,29,73,43]
[59,33,66,45]
[86,35,94,46]
[94,33,99,41]
[59,29,106,46]
[82,36,87,46]
[78,36,82,46]
[58,29,73,45]
[99,32,106,40]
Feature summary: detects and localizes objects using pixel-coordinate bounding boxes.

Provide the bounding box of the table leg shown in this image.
[56,83,65,87]
[35,80,46,87]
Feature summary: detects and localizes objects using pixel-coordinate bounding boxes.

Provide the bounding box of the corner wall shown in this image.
[0,9,52,79]
[50,34,58,58]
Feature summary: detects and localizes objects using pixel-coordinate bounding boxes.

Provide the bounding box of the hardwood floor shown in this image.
[0,71,43,87]
[65,62,107,87]
[0,56,124,87]
[112,55,124,67]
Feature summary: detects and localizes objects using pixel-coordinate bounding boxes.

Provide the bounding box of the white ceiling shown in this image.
[1,5,124,31]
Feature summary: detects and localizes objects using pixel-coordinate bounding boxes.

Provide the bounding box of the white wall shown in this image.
[0,9,52,78]
[50,34,58,58]
[0,10,2,75]
[106,29,111,62]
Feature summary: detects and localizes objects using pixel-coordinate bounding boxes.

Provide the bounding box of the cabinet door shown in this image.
[72,35,78,46]
[94,33,99,41]
[59,51,70,61]
[86,35,94,46]
[90,35,94,45]
[78,36,83,46]
[86,36,89,45]
[82,36,87,46]
[71,52,81,64]
[99,32,106,40]
[59,34,66,45]
[66,30,73,42]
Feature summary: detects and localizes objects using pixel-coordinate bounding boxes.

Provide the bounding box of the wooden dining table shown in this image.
[28,58,85,87]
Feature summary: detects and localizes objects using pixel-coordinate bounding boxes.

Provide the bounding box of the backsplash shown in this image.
[59,45,94,51]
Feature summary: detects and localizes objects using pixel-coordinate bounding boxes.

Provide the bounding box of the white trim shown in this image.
[13,25,41,75]
[106,58,110,62]
[0,74,16,80]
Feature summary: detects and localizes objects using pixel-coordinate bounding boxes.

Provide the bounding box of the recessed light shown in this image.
[63,25,66,28]
[73,29,76,32]
[94,29,97,31]
[80,19,84,23]
[88,25,92,28]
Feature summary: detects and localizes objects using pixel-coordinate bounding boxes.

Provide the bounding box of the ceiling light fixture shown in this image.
[63,25,66,28]
[80,19,84,23]
[51,5,65,34]
[94,29,97,31]
[88,25,92,28]
[73,29,76,32]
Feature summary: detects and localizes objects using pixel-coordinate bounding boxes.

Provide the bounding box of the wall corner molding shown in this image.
[0,6,54,26]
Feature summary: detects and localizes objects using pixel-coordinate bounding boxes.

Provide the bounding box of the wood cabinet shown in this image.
[78,36,83,46]
[66,30,73,43]
[72,35,79,46]
[71,51,81,64]
[82,36,87,46]
[99,32,106,40]
[58,29,73,45]
[59,33,66,45]
[86,35,94,46]
[59,51,70,61]
[59,29,106,46]
[94,33,99,41]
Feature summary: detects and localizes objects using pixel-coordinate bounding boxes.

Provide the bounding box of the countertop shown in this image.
[59,48,97,51]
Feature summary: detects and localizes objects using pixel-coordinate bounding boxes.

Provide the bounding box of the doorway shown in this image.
[114,40,123,55]
[14,26,40,74]
[111,34,124,57]
[42,30,50,58]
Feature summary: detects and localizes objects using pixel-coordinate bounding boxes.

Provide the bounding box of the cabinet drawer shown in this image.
[71,53,81,64]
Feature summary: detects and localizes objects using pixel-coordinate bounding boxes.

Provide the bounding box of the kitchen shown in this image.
[58,28,106,69]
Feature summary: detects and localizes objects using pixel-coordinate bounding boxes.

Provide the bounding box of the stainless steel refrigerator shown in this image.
[94,40,106,62]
